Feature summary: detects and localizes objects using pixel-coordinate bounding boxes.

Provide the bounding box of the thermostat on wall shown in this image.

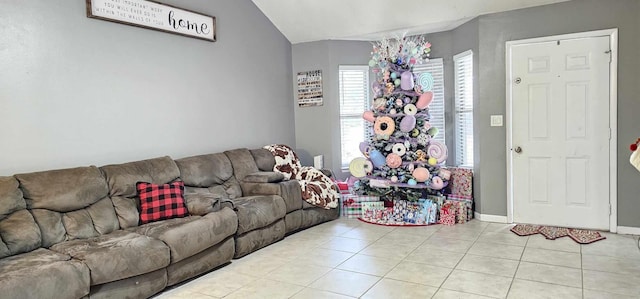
[491,115,503,127]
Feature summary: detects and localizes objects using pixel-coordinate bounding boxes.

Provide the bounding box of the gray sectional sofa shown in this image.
[0,147,338,298]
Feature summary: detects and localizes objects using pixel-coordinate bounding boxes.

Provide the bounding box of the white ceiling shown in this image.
[251,0,571,44]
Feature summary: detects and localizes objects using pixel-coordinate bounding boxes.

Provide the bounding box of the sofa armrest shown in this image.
[240,180,302,212]
[243,172,284,183]
[184,193,235,216]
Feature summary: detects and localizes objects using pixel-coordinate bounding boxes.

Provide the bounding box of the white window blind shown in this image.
[454,50,474,167]
[413,58,445,145]
[339,65,370,168]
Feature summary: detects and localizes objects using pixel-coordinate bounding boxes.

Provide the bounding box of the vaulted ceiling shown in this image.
[251,0,571,44]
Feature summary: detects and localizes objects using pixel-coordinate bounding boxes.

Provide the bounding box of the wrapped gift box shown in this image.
[438,201,456,225]
[418,198,439,224]
[342,202,361,218]
[340,194,380,218]
[448,167,473,199]
[340,194,360,218]
[447,195,474,221]
[362,201,385,219]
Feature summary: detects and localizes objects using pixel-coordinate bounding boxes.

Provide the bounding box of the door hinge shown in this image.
[609,203,612,215]
[609,127,612,140]
[605,50,612,63]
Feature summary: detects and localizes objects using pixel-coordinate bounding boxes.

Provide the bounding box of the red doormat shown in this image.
[510,224,606,244]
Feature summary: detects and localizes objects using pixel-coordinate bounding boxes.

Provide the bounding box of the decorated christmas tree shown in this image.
[349,36,450,202]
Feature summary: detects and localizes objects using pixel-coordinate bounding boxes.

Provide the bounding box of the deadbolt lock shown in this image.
[514,77,522,84]
[514,146,522,154]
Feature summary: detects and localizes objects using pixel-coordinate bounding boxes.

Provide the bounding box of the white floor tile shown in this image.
[515,262,582,288]
[582,254,640,276]
[290,288,356,299]
[294,249,354,268]
[483,223,516,234]
[361,278,438,299]
[581,233,640,260]
[224,278,304,299]
[385,261,452,287]
[184,269,256,297]
[583,269,640,296]
[224,255,289,277]
[441,270,513,298]
[404,248,465,268]
[318,236,374,253]
[478,231,528,246]
[268,263,332,286]
[308,269,381,298]
[521,247,582,268]
[336,254,401,276]
[456,254,519,277]
[583,289,639,299]
[507,279,582,299]
[432,289,496,299]
[467,241,524,260]
[432,227,484,241]
[359,242,419,259]
[422,236,475,253]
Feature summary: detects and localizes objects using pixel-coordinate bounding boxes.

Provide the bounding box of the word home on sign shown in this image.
[87,0,216,42]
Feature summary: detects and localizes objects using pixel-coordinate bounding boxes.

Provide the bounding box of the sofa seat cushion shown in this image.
[50,230,170,285]
[233,195,286,235]
[0,248,90,299]
[128,207,238,264]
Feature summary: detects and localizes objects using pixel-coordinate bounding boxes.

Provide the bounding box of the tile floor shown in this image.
[155,218,640,299]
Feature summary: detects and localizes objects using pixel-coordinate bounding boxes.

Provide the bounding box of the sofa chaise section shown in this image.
[100,156,237,286]
[0,176,90,299]
[242,148,339,234]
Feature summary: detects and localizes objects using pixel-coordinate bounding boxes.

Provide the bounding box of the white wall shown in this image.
[0,0,294,175]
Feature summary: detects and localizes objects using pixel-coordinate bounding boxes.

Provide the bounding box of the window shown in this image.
[454,50,474,167]
[413,58,445,145]
[339,65,370,169]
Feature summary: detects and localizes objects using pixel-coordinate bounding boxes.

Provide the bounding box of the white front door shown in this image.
[509,36,611,230]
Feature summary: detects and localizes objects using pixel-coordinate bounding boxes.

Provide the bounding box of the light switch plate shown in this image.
[491,115,503,127]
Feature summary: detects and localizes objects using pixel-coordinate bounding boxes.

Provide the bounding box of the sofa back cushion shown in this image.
[224,148,260,181]
[251,148,276,171]
[100,156,180,228]
[0,177,41,258]
[175,153,242,199]
[15,166,118,247]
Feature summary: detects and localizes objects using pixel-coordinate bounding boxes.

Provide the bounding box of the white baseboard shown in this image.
[617,226,640,236]
[474,212,508,223]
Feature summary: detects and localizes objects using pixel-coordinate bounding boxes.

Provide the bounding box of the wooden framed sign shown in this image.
[87,0,216,42]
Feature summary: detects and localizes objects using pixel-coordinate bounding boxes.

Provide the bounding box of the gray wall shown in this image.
[292,40,372,179]
[475,0,640,227]
[0,0,293,175]
[451,18,481,211]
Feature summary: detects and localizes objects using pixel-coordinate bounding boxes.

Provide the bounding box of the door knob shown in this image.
[514,146,522,154]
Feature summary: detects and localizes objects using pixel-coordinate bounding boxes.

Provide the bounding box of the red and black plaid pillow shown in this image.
[136,181,188,224]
